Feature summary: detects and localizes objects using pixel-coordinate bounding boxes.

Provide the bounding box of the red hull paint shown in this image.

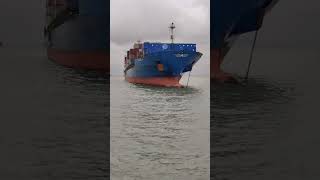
[211,48,237,83]
[47,48,109,72]
[125,76,182,87]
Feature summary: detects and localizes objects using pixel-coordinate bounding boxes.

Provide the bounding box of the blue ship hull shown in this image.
[211,0,279,82]
[124,43,202,87]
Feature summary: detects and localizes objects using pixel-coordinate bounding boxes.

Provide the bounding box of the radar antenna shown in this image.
[169,22,176,44]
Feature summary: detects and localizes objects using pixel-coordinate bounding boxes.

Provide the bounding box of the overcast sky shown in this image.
[110,0,210,75]
[0,0,319,58]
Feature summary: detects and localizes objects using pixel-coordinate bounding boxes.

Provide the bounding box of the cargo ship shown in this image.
[124,23,202,87]
[212,0,279,82]
[44,0,109,72]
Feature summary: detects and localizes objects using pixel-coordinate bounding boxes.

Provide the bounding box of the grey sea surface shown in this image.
[212,47,320,180]
[111,75,210,180]
[0,47,109,179]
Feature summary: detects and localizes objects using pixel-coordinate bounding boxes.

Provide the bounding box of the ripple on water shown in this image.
[211,77,297,180]
[111,76,210,180]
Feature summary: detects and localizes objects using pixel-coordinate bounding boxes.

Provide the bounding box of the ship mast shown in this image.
[169,22,176,44]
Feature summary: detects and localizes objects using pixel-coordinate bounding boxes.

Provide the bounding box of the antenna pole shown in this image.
[169,22,176,44]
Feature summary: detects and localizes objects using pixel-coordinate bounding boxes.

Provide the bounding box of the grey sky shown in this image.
[110,0,210,75]
[0,0,319,56]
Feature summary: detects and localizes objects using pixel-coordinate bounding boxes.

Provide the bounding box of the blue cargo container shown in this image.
[143,43,196,54]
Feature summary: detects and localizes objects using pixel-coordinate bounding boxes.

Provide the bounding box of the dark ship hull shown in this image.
[45,0,109,72]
